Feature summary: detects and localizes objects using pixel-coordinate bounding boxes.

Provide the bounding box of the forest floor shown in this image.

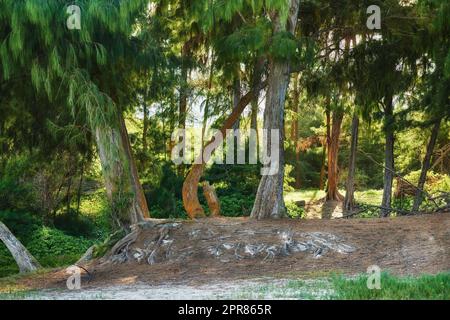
[1,212,449,299]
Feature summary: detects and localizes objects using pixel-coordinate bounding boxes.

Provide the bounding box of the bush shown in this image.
[22,227,92,260]
[0,156,34,212]
[0,211,95,278]
[286,202,305,219]
[53,209,96,238]
[219,194,255,217]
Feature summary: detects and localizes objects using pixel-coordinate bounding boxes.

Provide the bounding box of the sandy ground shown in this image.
[16,278,334,300]
[3,212,449,299]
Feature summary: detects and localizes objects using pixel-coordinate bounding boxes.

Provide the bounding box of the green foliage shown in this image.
[332,272,450,300]
[285,202,305,219]
[219,194,256,217]
[144,163,187,219]
[0,214,95,277]
[53,209,96,238]
[0,156,35,212]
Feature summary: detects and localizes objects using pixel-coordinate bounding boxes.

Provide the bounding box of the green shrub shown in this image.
[286,202,305,219]
[219,194,255,217]
[53,209,96,238]
[26,227,92,258]
[0,156,34,212]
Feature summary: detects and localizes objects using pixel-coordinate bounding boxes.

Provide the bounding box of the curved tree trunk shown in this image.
[412,119,441,212]
[250,0,300,220]
[202,181,221,216]
[0,221,41,273]
[182,87,263,218]
[381,95,395,217]
[344,113,359,214]
[326,109,344,201]
[95,112,149,229]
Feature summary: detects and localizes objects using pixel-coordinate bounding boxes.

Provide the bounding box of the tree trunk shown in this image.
[182,87,263,218]
[319,143,327,190]
[326,109,344,201]
[202,181,221,216]
[250,0,300,220]
[95,112,149,229]
[292,75,301,189]
[320,107,331,190]
[344,113,359,214]
[412,119,441,212]
[381,95,395,217]
[0,221,41,273]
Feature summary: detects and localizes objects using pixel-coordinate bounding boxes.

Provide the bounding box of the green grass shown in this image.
[234,272,450,300]
[332,272,450,300]
[284,189,383,205]
[284,189,327,203]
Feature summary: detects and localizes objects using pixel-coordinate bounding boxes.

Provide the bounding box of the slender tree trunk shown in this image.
[344,113,359,213]
[326,109,344,201]
[251,0,300,220]
[319,143,327,190]
[381,95,395,217]
[412,119,441,212]
[95,112,149,229]
[0,221,41,273]
[292,75,301,189]
[320,107,331,190]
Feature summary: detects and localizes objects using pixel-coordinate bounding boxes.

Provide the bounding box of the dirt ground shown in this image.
[8,212,450,293]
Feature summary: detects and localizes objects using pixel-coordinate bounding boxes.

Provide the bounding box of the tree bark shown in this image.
[202,181,221,216]
[326,109,344,201]
[0,221,41,273]
[250,0,300,220]
[381,95,395,217]
[95,112,149,229]
[412,119,441,212]
[344,113,359,214]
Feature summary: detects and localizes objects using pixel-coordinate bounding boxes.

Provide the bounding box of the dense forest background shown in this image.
[0,0,449,277]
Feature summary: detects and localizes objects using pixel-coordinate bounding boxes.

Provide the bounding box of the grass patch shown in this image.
[332,272,450,300]
[234,272,449,300]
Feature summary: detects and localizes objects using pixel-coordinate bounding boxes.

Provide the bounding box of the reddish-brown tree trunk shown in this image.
[326,110,344,201]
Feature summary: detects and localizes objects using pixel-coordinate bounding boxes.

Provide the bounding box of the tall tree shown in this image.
[251,0,300,219]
